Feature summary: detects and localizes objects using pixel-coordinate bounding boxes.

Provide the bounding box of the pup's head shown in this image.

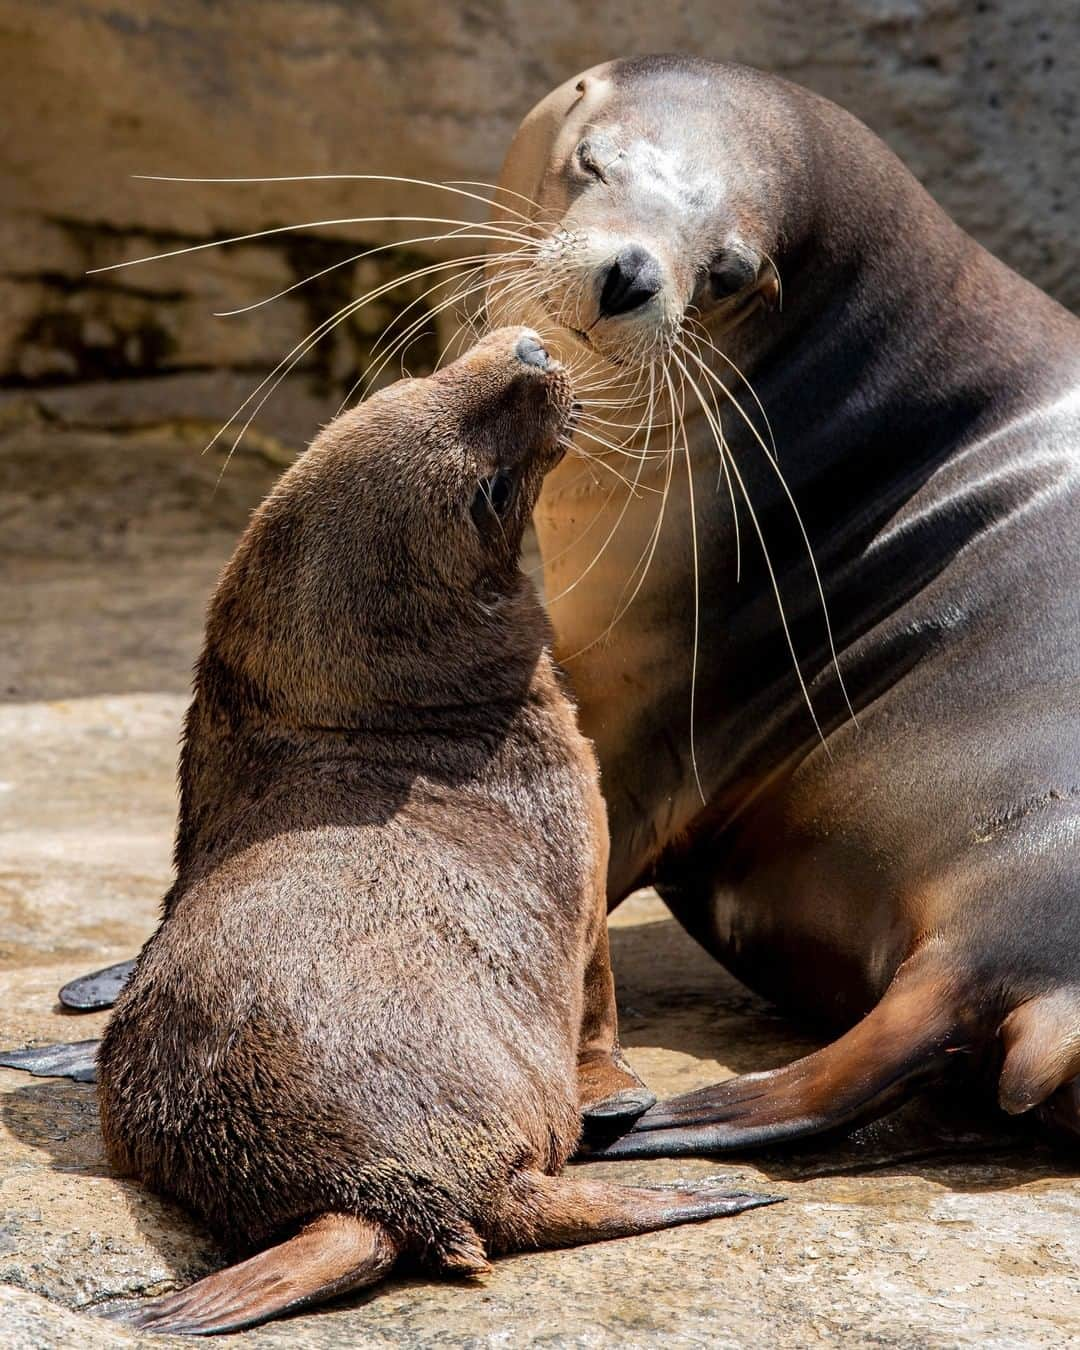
[207,327,575,718]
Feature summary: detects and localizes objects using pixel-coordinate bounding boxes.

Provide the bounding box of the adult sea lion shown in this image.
[478,56,1080,1153]
[73,327,775,1335]
[19,56,1079,1153]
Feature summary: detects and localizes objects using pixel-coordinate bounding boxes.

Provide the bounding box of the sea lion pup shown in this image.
[475,56,1080,1153]
[93,327,776,1337]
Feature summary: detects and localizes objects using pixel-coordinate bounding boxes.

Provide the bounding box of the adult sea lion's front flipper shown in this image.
[58,958,135,1011]
[1038,1079,1080,1140]
[588,953,971,1158]
[0,1039,100,1082]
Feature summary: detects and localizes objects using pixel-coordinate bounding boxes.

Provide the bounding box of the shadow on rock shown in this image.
[608,917,1079,1192]
[1,1075,222,1286]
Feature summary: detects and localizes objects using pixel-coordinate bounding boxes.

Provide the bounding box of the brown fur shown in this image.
[95,328,776,1335]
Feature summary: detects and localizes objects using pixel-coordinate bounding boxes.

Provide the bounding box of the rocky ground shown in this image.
[1,425,1078,1348]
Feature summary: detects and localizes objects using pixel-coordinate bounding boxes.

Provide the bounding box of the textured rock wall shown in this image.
[1,0,1077,451]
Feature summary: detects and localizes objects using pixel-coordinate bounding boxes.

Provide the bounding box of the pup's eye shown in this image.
[471,470,517,528]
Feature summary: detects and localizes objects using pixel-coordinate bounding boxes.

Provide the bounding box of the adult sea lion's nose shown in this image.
[598,244,662,317]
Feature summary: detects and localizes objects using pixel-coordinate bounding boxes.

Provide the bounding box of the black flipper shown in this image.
[59,958,136,1011]
[0,1039,100,1082]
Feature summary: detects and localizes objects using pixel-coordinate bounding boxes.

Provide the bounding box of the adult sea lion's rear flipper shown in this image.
[59,958,136,1011]
[588,956,968,1159]
[998,988,1080,1136]
[0,1039,100,1082]
[107,1213,399,1337]
[507,1171,781,1250]
[0,962,131,1080]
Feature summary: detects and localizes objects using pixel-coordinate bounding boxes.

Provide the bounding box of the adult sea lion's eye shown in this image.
[471,470,516,528]
[709,252,758,300]
[576,140,605,182]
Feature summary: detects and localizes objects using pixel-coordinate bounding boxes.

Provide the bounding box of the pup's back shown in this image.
[100,691,594,1256]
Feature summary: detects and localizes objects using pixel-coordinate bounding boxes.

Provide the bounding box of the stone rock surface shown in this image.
[1,0,1078,456]
[1,420,1078,1345]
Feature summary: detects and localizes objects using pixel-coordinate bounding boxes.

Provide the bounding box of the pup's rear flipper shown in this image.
[107,1213,398,1336]
[59,958,135,1011]
[0,1039,99,1082]
[588,953,968,1159]
[507,1171,780,1251]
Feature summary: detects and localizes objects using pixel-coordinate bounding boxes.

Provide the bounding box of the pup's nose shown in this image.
[598,244,663,318]
[515,331,552,369]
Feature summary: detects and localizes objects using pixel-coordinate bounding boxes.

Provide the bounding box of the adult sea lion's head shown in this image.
[489,57,796,373]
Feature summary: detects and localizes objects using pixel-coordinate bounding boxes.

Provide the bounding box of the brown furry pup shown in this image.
[97,328,778,1336]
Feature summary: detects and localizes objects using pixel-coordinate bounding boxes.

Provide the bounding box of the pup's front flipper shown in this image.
[578,1046,656,1127]
[59,958,135,1011]
[0,1039,100,1082]
[576,893,655,1127]
[576,865,656,1128]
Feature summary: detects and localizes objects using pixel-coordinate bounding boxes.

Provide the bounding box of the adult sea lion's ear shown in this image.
[708,248,760,301]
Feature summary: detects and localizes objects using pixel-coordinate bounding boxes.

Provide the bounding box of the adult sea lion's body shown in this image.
[482,56,1080,1152]
[84,328,773,1335]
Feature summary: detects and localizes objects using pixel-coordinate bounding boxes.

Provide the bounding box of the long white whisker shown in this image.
[562,362,674,659]
[445,179,545,214]
[681,326,741,581]
[214,254,490,451]
[217,230,538,317]
[673,365,707,808]
[679,337,855,725]
[133,172,538,224]
[672,345,828,748]
[555,370,662,599]
[688,315,777,463]
[88,215,544,275]
[350,265,503,407]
